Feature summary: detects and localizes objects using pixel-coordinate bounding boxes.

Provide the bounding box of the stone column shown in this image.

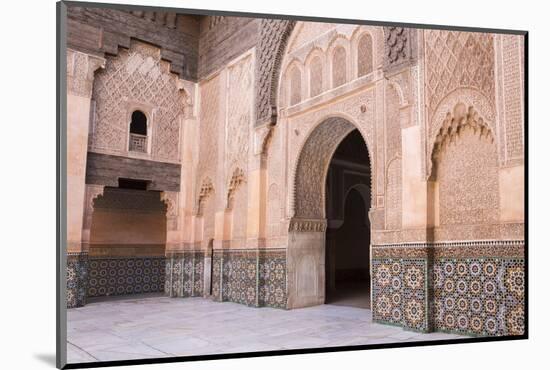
[401,110,429,230]
[161,191,180,252]
[246,125,272,247]
[66,49,105,308]
[203,242,213,297]
[163,190,190,298]
[179,82,198,248]
[286,218,327,309]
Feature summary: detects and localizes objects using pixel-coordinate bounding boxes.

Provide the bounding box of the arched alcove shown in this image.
[428,103,499,239]
[87,187,167,298]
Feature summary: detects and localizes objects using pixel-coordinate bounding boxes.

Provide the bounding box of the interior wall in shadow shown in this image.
[87,187,167,298]
[324,129,371,309]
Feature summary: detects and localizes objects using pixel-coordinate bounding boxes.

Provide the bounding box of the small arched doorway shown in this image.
[325,130,371,308]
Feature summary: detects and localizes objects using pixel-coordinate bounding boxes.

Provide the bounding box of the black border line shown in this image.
[523,32,529,339]
[63,335,527,370]
[57,1,68,369]
[57,1,529,369]
[62,0,527,35]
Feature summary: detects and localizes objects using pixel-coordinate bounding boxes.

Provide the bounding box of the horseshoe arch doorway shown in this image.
[287,117,372,310]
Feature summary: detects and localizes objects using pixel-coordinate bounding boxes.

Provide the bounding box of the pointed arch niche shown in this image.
[428,103,500,238]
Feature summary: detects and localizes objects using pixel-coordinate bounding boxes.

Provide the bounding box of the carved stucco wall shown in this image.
[198,179,216,244]
[437,128,499,228]
[385,84,402,230]
[267,183,282,239]
[226,55,253,170]
[90,40,185,163]
[197,75,220,185]
[231,181,248,244]
[226,55,253,245]
[495,34,525,166]
[424,30,495,118]
[195,52,254,245]
[196,71,219,245]
[429,101,500,241]
[424,30,497,178]
[265,122,286,246]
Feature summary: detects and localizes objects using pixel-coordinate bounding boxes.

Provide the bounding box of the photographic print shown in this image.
[58,1,527,368]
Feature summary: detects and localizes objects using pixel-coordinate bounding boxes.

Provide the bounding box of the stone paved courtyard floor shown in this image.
[67,295,466,364]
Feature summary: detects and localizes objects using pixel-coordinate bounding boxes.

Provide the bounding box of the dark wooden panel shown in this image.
[86,152,181,192]
[198,17,260,79]
[67,6,199,80]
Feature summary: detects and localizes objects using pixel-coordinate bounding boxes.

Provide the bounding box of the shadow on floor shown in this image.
[87,292,165,304]
[326,280,371,309]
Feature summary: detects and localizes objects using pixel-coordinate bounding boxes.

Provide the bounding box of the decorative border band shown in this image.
[372,240,524,258]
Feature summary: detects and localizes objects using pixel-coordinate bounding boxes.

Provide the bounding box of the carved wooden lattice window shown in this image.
[289,66,302,106]
[309,56,323,97]
[332,47,347,88]
[129,110,147,153]
[357,34,374,77]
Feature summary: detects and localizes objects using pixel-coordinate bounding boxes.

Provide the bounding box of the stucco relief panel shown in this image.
[437,128,499,227]
[495,34,524,165]
[424,30,495,118]
[385,158,402,230]
[427,89,495,178]
[266,124,285,240]
[197,74,221,193]
[91,41,184,162]
[226,55,253,169]
[424,30,498,178]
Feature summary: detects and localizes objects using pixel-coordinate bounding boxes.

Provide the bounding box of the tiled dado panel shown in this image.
[87,256,165,298]
[372,241,525,336]
[222,250,258,306]
[67,253,89,308]
[258,250,287,308]
[372,257,429,332]
[433,241,525,336]
[165,252,204,297]
[212,249,287,309]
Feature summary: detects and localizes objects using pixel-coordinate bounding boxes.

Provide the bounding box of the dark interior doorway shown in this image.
[325,129,371,309]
